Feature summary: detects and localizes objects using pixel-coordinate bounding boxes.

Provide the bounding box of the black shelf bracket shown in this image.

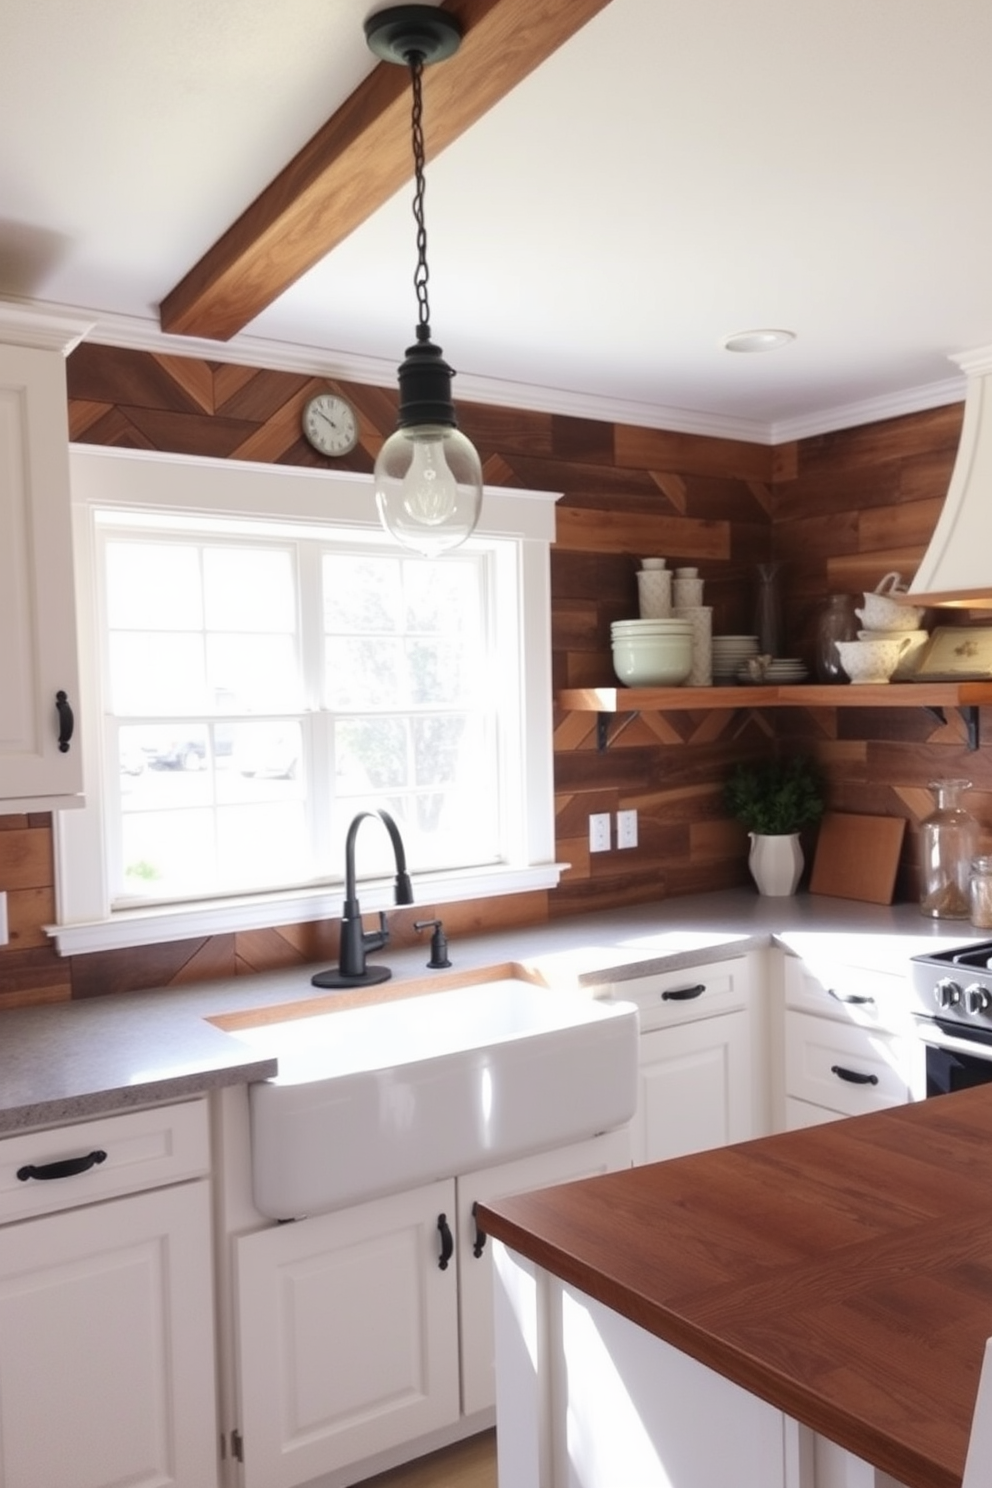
[961,705,980,751]
[922,704,980,750]
[597,711,639,750]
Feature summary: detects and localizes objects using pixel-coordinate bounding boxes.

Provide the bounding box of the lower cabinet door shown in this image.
[0,1179,217,1488]
[633,1010,752,1164]
[234,1178,460,1488]
[458,1128,632,1418]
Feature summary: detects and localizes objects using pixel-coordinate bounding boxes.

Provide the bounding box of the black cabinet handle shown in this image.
[662,983,706,1002]
[55,691,74,753]
[827,989,875,1006]
[471,1201,487,1259]
[437,1213,454,1271]
[830,1065,878,1086]
[17,1149,107,1182]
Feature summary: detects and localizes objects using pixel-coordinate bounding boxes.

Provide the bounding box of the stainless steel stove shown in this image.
[910,942,992,1094]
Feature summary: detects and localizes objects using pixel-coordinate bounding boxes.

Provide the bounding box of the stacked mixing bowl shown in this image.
[611,618,693,686]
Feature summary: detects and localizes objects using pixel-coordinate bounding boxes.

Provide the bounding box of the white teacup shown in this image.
[836,635,913,684]
[858,628,929,678]
[856,573,925,631]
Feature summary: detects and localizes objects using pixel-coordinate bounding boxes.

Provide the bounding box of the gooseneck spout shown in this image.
[311,809,414,989]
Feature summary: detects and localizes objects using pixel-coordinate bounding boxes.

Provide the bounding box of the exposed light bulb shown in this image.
[374,423,482,557]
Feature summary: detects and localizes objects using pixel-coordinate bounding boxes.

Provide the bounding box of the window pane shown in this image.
[203,548,295,632]
[106,543,202,631]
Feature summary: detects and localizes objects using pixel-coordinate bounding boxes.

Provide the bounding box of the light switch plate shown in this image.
[589,813,611,852]
[617,809,638,849]
[0,892,8,946]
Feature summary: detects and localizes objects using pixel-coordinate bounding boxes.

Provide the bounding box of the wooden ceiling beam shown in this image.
[159,0,612,342]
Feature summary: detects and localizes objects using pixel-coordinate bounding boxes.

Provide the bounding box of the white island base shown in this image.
[492,1244,992,1488]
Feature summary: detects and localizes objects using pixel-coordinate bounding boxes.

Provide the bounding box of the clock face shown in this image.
[302,394,359,456]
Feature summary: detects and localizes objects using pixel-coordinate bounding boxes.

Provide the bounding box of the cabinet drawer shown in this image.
[783,956,913,1035]
[784,1011,921,1116]
[0,1098,210,1223]
[609,957,748,1032]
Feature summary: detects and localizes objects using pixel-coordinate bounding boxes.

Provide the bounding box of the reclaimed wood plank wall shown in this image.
[0,344,983,1004]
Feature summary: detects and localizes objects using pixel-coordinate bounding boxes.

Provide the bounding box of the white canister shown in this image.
[672,575,704,609]
[673,605,712,685]
[637,567,672,618]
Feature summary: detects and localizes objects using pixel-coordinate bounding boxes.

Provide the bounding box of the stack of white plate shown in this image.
[712,635,759,684]
[736,657,809,684]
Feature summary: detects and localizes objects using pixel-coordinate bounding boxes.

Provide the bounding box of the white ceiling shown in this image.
[3,0,991,442]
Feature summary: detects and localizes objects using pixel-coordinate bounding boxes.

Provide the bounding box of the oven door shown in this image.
[916,1016,992,1096]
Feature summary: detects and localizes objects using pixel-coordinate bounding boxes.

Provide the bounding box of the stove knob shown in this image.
[934,978,962,1010]
[965,984,991,1016]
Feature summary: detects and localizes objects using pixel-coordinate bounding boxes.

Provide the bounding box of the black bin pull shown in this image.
[661,983,706,1002]
[827,988,875,1006]
[436,1213,454,1271]
[18,1149,107,1182]
[830,1065,878,1086]
[55,691,75,753]
[471,1200,487,1259]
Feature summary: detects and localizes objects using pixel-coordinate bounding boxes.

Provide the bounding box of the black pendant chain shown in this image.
[408,53,432,343]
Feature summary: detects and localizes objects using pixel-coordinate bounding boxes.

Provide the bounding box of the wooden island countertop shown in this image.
[477,1087,992,1488]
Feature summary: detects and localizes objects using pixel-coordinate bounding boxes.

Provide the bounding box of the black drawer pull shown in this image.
[471,1201,487,1258]
[437,1212,454,1271]
[17,1150,107,1182]
[830,1065,878,1087]
[827,989,875,1006]
[55,691,75,753]
[661,983,706,1002]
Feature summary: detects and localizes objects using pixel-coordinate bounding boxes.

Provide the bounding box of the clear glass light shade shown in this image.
[374,423,483,557]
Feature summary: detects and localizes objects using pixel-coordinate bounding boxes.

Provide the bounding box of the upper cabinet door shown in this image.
[0,340,83,811]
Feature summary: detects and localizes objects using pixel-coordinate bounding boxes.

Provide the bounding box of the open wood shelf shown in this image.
[558,681,992,750]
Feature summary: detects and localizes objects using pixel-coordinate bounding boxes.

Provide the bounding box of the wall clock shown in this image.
[301,393,359,456]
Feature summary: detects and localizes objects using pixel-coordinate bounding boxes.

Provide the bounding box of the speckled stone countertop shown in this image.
[0,889,980,1134]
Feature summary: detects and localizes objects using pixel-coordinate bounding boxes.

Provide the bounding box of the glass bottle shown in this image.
[753,562,784,657]
[814,594,858,682]
[919,779,978,919]
[969,856,992,930]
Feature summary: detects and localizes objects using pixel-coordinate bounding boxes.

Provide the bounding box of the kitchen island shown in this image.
[477,1086,992,1488]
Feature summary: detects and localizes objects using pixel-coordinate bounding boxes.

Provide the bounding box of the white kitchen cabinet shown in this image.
[0,314,88,812]
[611,957,756,1164]
[235,1177,460,1488]
[229,1128,631,1488]
[782,956,924,1128]
[0,1099,218,1488]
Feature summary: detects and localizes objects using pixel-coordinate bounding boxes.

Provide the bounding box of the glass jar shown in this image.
[970,856,992,930]
[814,593,858,683]
[919,779,978,919]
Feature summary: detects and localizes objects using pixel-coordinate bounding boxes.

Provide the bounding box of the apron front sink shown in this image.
[219,978,638,1219]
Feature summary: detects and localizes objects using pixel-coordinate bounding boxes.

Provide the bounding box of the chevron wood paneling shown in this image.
[0,346,984,1002]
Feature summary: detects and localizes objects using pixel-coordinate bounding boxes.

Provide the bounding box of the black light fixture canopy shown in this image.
[363,4,483,557]
[364,5,463,66]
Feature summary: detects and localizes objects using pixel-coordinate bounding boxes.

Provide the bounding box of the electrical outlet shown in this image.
[617,809,638,849]
[589,813,611,853]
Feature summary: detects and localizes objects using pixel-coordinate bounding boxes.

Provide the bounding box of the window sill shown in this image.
[45,863,567,956]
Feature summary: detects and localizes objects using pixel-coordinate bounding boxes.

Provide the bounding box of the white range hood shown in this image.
[908,345,992,609]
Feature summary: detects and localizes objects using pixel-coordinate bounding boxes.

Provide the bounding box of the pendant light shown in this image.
[365,5,483,557]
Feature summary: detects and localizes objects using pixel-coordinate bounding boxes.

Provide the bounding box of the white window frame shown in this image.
[50,445,562,955]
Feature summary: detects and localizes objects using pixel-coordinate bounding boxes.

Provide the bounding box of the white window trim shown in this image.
[50,445,563,956]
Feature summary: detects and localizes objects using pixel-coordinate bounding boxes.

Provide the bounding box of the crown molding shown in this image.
[15,294,969,446]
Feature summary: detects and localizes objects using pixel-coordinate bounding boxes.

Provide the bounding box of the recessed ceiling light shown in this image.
[723,329,796,353]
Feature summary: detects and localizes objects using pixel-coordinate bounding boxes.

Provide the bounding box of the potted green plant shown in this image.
[724,755,825,896]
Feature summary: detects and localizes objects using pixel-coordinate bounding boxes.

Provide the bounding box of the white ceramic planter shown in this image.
[748,832,804,896]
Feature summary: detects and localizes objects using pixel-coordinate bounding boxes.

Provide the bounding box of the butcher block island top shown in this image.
[477,1087,992,1488]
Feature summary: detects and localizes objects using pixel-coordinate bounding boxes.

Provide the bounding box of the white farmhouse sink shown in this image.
[221,979,638,1219]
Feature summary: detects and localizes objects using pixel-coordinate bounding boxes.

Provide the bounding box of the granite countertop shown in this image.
[0,888,980,1134]
[477,1086,992,1488]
